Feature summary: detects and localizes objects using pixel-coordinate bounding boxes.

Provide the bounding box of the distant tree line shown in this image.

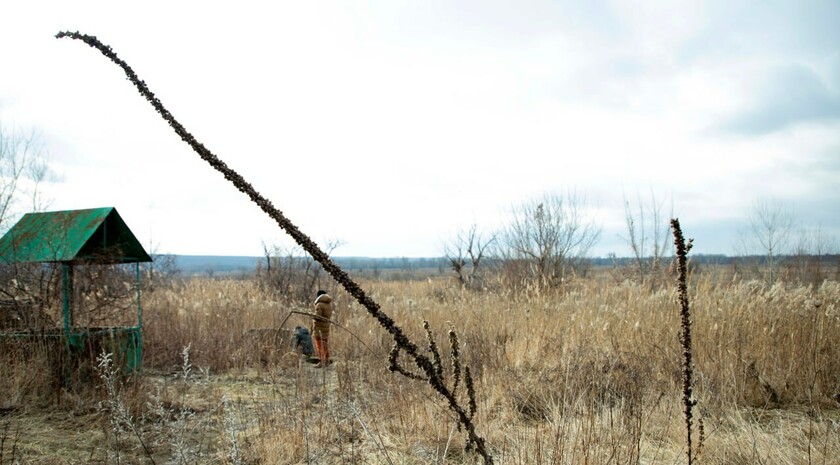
[441,191,839,291]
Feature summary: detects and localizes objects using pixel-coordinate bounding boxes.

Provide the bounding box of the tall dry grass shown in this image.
[47,30,840,463]
[107,270,838,463]
[3,270,839,463]
[141,278,298,371]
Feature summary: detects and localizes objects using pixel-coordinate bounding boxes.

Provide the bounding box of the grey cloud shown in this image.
[679,217,746,256]
[830,55,840,93]
[790,146,840,178]
[793,195,840,232]
[716,65,840,135]
[678,1,840,64]
[377,0,624,45]
[0,94,16,112]
[596,216,747,257]
[788,148,840,233]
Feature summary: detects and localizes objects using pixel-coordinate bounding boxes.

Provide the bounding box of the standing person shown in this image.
[311,289,333,368]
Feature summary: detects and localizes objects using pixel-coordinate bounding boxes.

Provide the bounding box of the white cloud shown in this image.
[715,65,840,134]
[1,0,839,257]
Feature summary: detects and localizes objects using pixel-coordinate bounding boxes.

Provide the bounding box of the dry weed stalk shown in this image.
[96,352,156,465]
[671,218,703,464]
[221,395,244,465]
[56,31,492,464]
[389,320,480,449]
[0,420,22,464]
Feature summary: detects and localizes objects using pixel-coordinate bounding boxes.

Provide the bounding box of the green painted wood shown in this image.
[0,207,151,264]
[0,207,149,379]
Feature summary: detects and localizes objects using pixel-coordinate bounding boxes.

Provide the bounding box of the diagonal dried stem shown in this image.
[56,30,492,464]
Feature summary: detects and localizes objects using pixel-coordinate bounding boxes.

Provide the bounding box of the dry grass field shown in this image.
[29,30,837,464]
[2,268,839,464]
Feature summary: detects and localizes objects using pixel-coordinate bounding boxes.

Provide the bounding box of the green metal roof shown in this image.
[0,207,152,264]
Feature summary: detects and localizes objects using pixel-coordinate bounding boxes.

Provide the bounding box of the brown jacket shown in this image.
[311,293,333,339]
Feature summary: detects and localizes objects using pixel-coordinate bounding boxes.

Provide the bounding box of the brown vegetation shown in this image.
[23,31,835,464]
[2,267,838,464]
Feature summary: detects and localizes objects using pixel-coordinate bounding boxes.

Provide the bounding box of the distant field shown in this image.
[169,253,840,277]
[169,255,449,277]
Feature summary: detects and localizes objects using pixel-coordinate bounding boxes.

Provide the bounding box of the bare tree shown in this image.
[0,123,57,329]
[787,225,838,284]
[497,191,601,290]
[737,198,795,283]
[443,224,495,289]
[257,238,345,302]
[619,190,673,288]
[261,239,273,277]
[144,236,180,290]
[0,123,53,231]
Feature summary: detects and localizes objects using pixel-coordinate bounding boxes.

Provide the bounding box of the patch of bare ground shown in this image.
[4,372,838,464]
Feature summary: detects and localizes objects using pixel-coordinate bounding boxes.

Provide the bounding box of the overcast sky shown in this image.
[1,1,838,258]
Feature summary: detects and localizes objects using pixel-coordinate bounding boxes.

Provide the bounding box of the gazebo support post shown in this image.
[61,263,74,337]
[135,261,142,368]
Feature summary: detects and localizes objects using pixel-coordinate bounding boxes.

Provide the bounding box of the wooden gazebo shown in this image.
[0,207,151,375]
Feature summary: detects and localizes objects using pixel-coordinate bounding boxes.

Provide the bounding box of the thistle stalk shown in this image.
[671,218,696,465]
